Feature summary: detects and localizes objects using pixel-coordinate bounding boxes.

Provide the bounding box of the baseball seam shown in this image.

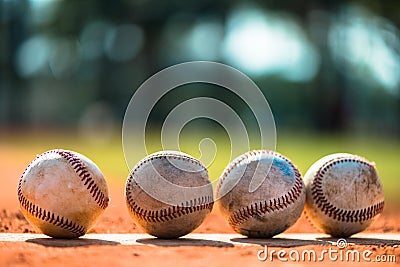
[311,156,384,223]
[125,153,213,223]
[55,150,109,209]
[17,149,109,235]
[17,184,86,236]
[215,150,261,195]
[217,150,304,227]
[126,191,213,223]
[130,152,205,174]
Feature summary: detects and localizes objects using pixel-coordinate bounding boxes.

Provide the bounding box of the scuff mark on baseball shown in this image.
[216,150,306,238]
[304,153,384,237]
[18,149,109,238]
[125,151,214,239]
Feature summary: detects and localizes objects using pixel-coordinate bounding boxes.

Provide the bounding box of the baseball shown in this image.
[125,151,214,239]
[216,150,306,238]
[304,153,385,237]
[18,149,109,238]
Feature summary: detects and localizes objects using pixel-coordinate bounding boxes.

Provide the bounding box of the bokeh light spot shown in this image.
[222,6,319,81]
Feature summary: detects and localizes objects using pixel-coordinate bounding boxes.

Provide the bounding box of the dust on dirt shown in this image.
[1,205,399,234]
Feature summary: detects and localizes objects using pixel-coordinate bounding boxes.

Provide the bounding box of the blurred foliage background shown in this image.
[0,0,399,202]
[1,0,399,133]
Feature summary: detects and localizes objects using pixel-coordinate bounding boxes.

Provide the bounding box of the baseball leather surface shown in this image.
[18,149,109,238]
[125,151,213,239]
[216,150,306,238]
[304,153,384,237]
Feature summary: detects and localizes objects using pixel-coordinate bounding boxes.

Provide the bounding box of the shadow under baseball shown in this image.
[137,237,234,247]
[26,238,120,247]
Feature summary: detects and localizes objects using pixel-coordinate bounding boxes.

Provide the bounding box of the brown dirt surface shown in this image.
[1,200,399,266]
[1,145,399,266]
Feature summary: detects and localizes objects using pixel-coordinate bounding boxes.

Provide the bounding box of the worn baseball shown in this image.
[18,149,109,238]
[304,153,384,237]
[125,151,214,239]
[216,150,306,238]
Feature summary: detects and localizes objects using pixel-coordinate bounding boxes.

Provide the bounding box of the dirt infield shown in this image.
[0,215,399,267]
[0,232,399,266]
[1,200,399,266]
[1,147,399,266]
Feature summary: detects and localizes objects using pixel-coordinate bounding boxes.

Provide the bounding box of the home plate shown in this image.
[0,233,399,247]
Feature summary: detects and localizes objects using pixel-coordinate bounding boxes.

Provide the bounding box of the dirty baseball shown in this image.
[216,150,306,238]
[125,151,214,239]
[17,149,109,238]
[304,153,385,237]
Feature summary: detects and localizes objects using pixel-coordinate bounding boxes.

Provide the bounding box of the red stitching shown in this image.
[126,192,213,223]
[53,150,109,209]
[17,180,86,236]
[130,151,205,175]
[215,151,255,195]
[216,150,304,227]
[125,152,213,223]
[311,156,384,223]
[228,167,303,226]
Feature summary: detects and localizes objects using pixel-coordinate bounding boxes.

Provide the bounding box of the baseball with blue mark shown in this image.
[273,156,294,178]
[216,150,306,238]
